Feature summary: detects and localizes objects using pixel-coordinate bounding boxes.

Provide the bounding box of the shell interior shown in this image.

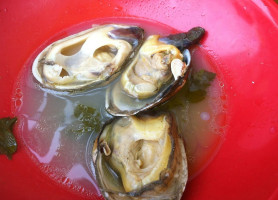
[93,113,188,200]
[32,24,144,91]
[105,49,191,116]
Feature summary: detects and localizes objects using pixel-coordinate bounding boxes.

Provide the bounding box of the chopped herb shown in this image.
[156,83,187,111]
[0,117,17,159]
[72,104,102,136]
[185,69,216,103]
[157,69,216,110]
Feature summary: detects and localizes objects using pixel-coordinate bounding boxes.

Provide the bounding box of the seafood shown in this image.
[93,113,188,200]
[106,27,205,116]
[32,24,144,90]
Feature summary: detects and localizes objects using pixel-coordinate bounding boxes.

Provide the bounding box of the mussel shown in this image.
[32,24,144,91]
[92,113,188,200]
[106,27,205,116]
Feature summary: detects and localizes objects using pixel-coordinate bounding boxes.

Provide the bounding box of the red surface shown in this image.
[1,0,278,199]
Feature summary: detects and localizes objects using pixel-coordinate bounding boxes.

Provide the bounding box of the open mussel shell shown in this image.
[92,113,188,200]
[105,49,191,116]
[106,27,204,116]
[32,24,144,91]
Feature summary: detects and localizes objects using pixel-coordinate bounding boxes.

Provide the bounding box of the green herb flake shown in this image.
[73,104,102,135]
[185,69,216,103]
[0,117,17,159]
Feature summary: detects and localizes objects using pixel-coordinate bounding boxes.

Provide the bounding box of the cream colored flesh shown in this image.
[32,25,133,90]
[121,35,185,99]
[99,114,172,192]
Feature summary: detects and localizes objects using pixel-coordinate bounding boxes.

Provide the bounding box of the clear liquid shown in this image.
[12,17,228,198]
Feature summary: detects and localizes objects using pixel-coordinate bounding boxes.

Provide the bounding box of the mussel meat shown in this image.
[92,113,188,200]
[32,24,144,91]
[106,27,205,116]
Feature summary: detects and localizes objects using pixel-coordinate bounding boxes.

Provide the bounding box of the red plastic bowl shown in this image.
[1,0,278,199]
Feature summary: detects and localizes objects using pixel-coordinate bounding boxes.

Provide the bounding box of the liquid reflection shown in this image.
[28,126,62,164]
[67,163,100,194]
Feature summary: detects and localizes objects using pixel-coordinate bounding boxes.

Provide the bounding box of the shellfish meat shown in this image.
[32,24,144,91]
[106,27,205,116]
[93,113,188,200]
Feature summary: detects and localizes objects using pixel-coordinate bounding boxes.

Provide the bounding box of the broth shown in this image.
[12,18,227,198]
